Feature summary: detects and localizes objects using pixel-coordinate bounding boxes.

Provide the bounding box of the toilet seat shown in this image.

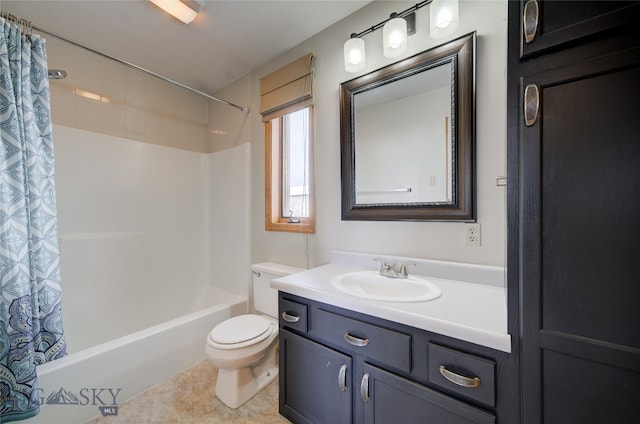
[208,314,273,350]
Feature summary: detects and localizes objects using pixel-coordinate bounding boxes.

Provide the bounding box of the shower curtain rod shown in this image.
[32,25,250,114]
[0,11,32,34]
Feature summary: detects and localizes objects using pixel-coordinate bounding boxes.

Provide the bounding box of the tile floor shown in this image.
[85,361,290,423]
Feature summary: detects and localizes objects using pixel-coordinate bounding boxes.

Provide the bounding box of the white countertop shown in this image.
[271,251,511,353]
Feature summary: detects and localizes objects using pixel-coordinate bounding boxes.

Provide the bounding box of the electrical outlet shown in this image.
[465,223,481,247]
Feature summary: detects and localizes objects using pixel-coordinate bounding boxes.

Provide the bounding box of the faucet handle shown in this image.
[397,262,416,278]
[373,257,393,274]
[373,256,388,266]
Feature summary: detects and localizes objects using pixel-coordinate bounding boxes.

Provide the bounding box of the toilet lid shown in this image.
[209,314,272,345]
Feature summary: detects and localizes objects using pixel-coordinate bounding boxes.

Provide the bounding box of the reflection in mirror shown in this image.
[354,63,453,205]
[340,32,475,221]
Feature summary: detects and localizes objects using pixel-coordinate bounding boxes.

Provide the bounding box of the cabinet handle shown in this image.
[360,373,370,402]
[344,332,369,347]
[523,0,539,44]
[524,84,540,127]
[439,365,481,388]
[338,364,348,392]
[281,312,300,323]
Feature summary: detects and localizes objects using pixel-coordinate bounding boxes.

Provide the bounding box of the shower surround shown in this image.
[29,125,252,422]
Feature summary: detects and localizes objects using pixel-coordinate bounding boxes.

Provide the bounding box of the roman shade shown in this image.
[260,53,314,122]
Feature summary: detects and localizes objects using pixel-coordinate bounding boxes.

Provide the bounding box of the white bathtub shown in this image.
[28,291,246,423]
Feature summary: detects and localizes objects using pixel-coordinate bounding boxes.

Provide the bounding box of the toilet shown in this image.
[205,262,303,409]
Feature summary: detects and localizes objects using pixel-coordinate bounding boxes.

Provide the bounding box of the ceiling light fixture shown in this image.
[148,0,204,24]
[343,0,459,73]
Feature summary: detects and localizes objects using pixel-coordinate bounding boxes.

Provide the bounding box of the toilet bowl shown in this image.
[205,314,279,408]
[205,262,303,409]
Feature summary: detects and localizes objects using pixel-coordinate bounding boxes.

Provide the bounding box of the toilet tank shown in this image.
[252,262,304,318]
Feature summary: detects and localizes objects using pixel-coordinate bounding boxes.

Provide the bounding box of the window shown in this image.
[260,53,315,233]
[265,106,314,233]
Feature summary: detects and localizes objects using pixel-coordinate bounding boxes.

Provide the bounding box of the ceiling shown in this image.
[3,0,371,94]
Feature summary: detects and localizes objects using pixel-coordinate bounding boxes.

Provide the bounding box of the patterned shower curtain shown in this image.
[0,17,66,422]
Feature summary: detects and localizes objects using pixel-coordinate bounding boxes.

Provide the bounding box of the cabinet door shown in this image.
[519,33,640,424]
[360,363,495,424]
[519,0,640,58]
[279,330,352,424]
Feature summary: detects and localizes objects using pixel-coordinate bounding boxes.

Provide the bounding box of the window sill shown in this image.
[266,219,314,234]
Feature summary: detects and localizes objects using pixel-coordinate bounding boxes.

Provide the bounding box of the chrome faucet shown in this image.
[373,257,416,279]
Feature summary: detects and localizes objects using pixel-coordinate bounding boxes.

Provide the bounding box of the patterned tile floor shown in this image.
[85,361,290,424]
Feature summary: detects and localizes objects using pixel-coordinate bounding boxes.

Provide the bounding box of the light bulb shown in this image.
[435,9,453,28]
[388,30,403,48]
[350,50,362,65]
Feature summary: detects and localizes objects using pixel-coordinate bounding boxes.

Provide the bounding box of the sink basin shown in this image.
[330,271,442,302]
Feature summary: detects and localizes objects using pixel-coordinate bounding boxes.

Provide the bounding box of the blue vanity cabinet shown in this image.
[279,329,352,424]
[278,292,504,424]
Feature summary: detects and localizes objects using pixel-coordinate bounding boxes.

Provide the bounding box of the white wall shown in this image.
[240,1,507,268]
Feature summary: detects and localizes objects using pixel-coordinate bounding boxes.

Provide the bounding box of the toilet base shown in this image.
[214,343,278,409]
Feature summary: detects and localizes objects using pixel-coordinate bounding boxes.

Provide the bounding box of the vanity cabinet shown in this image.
[280,330,352,424]
[278,293,507,424]
[508,1,640,423]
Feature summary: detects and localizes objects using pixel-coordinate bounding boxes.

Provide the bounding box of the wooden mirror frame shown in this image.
[340,32,476,221]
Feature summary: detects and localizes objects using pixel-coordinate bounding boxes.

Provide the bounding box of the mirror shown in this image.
[340,32,475,221]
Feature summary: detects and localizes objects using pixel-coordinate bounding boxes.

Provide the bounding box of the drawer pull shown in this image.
[338,364,348,392]
[344,332,369,347]
[439,365,481,388]
[523,84,540,127]
[523,0,539,44]
[360,373,370,402]
[281,312,300,323]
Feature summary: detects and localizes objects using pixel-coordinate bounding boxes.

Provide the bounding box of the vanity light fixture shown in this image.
[343,0,460,72]
[148,0,204,24]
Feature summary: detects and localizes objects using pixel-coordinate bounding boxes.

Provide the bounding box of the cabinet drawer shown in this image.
[428,343,496,408]
[279,298,308,333]
[315,309,411,373]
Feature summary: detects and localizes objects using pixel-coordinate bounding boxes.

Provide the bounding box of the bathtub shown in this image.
[29,290,246,423]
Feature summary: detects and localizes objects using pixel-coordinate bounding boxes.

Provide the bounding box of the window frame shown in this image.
[265,105,315,233]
